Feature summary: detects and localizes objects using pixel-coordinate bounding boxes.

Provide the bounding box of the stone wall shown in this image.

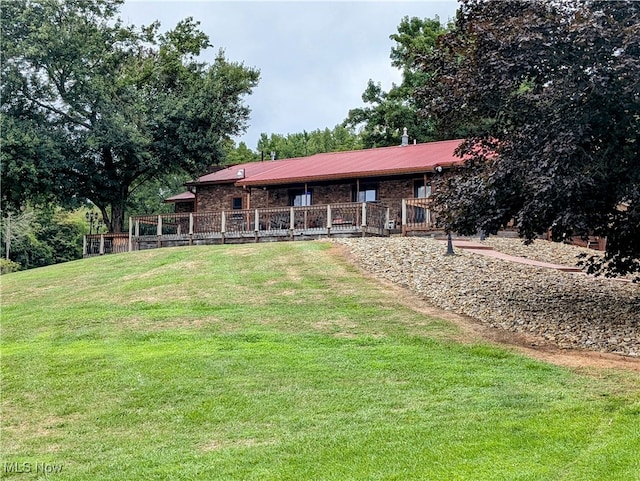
[174,201,195,213]
[196,175,430,218]
[196,184,248,212]
[378,178,414,224]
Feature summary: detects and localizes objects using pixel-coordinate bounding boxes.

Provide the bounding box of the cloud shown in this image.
[120,1,459,149]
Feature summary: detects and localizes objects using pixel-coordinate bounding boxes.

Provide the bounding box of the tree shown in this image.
[222,140,261,165]
[343,16,448,147]
[1,0,259,232]
[1,206,86,270]
[415,0,640,278]
[126,172,193,217]
[256,125,363,160]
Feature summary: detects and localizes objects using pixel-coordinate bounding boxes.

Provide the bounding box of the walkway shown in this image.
[440,239,584,272]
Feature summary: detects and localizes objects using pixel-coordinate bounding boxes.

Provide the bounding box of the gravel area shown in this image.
[332,237,640,357]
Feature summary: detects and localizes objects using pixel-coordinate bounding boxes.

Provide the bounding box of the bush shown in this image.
[0,258,21,275]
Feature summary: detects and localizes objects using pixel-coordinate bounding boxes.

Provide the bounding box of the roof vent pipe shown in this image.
[401,127,409,146]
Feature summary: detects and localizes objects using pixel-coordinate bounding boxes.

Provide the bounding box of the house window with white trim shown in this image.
[290,189,312,206]
[353,183,378,202]
[414,180,432,198]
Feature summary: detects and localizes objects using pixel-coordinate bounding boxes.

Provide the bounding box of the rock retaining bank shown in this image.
[332,237,639,357]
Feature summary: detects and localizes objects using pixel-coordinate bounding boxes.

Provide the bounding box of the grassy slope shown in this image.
[1,242,639,481]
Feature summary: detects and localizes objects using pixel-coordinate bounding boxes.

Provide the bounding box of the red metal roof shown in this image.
[189,158,294,185]
[164,191,195,203]
[191,139,465,187]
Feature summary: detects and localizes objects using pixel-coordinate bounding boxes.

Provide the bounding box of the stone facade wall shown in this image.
[314,183,353,205]
[195,175,431,219]
[248,188,268,209]
[174,201,195,213]
[378,178,414,223]
[196,184,248,212]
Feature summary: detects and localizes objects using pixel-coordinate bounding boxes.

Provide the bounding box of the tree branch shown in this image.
[25,93,92,129]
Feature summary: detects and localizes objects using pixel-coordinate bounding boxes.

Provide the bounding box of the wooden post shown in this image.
[128,217,133,252]
[99,234,105,255]
[401,199,407,236]
[189,213,194,246]
[290,207,295,239]
[255,209,260,243]
[386,207,390,233]
[221,211,226,244]
[135,219,140,237]
[157,215,162,248]
[361,202,367,237]
[83,235,87,257]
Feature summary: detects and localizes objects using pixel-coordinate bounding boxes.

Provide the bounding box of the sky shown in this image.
[119,1,459,150]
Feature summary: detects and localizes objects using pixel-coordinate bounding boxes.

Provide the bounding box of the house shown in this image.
[86,135,610,255]
[165,136,466,230]
[101,136,469,254]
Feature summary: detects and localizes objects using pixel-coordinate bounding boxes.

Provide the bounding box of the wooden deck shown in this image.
[84,202,397,256]
[83,199,446,257]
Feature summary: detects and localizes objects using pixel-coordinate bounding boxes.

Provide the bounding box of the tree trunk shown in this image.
[5,212,10,260]
[110,199,126,233]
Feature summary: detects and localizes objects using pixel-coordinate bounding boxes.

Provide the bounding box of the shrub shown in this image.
[0,258,21,275]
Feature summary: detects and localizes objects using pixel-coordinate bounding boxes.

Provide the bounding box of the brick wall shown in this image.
[195,175,436,220]
[262,183,351,207]
[196,184,248,212]
[378,178,414,223]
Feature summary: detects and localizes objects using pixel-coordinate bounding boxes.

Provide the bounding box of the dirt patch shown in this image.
[331,243,640,373]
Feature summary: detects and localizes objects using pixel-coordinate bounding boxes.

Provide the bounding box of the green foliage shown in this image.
[1,207,86,270]
[126,172,193,216]
[1,0,259,232]
[0,259,21,275]
[256,125,363,160]
[343,16,449,147]
[222,140,261,165]
[2,243,639,479]
[418,0,640,276]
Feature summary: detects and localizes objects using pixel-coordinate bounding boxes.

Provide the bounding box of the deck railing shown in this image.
[83,233,130,257]
[402,198,435,233]
[83,200,440,256]
[128,202,390,251]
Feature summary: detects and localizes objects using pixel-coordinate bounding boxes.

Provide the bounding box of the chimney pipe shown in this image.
[401,127,409,146]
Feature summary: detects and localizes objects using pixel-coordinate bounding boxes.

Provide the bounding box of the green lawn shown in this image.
[1,242,639,480]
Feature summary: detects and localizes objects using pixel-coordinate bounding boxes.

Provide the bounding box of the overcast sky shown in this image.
[120,1,459,150]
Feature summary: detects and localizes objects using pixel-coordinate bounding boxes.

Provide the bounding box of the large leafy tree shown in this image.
[1,0,259,232]
[343,16,448,147]
[416,0,639,277]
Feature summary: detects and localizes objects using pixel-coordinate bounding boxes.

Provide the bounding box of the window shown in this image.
[290,189,312,206]
[353,183,378,202]
[414,180,432,198]
[232,197,243,210]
